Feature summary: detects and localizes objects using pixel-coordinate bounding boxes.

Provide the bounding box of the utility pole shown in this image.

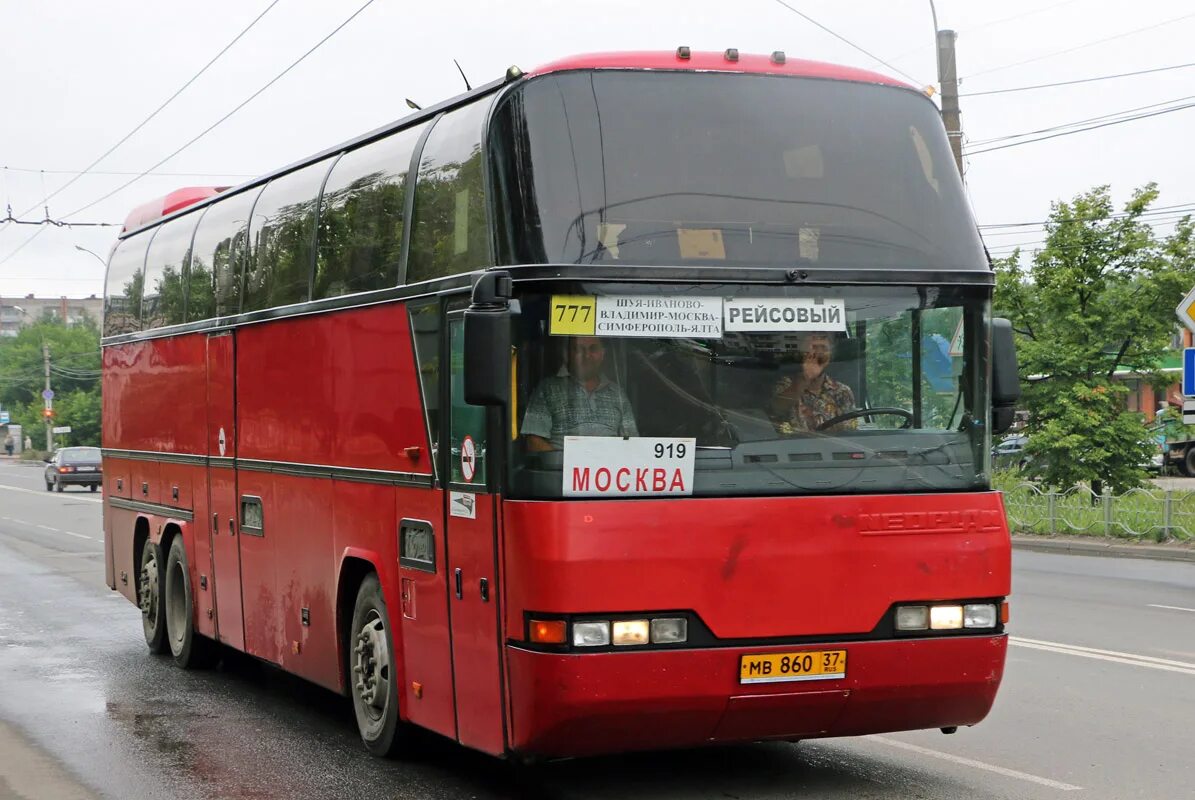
[43,341,53,452]
[937,28,965,180]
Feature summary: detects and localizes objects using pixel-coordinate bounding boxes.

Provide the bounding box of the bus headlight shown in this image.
[964,604,998,628]
[572,621,611,647]
[929,605,964,629]
[611,620,650,646]
[895,606,929,630]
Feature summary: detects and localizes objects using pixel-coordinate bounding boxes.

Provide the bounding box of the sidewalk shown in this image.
[1012,533,1195,563]
[0,719,97,800]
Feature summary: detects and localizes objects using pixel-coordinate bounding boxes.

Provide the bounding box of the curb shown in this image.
[1012,536,1195,563]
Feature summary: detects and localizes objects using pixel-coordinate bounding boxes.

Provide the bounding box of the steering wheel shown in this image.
[816,407,914,431]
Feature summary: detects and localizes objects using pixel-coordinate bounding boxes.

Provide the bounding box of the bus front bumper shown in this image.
[506,634,1007,758]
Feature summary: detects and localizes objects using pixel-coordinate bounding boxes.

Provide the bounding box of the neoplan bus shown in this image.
[102,49,1021,759]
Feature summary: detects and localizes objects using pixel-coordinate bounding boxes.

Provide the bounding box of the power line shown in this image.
[980,202,1195,230]
[0,227,48,267]
[961,0,1084,35]
[15,0,281,221]
[960,61,1195,98]
[767,0,924,86]
[965,94,1195,148]
[0,213,119,228]
[3,165,257,178]
[63,0,379,221]
[963,11,1195,80]
[964,101,1195,157]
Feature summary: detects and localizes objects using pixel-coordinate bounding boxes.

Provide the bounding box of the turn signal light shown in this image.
[58,466,75,474]
[529,619,567,644]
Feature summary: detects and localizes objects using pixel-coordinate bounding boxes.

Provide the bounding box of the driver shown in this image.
[769,331,857,433]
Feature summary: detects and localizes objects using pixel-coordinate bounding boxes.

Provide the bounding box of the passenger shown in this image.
[770,331,857,433]
[522,336,638,452]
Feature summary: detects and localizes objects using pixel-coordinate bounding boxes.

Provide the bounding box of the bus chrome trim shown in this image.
[101,449,433,487]
[108,497,196,522]
[102,449,207,466]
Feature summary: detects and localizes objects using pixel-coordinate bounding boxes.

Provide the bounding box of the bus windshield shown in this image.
[508,284,991,499]
[492,71,985,271]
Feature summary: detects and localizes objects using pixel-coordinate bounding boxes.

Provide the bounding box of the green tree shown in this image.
[0,318,101,449]
[994,183,1195,493]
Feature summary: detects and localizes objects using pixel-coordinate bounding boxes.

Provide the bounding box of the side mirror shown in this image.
[991,317,1020,434]
[463,271,513,406]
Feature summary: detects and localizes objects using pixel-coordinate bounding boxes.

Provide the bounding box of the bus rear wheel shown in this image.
[164,535,216,669]
[349,574,407,757]
[139,539,168,654]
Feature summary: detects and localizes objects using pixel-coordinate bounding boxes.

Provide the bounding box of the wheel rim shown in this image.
[139,549,159,629]
[354,611,391,722]
[165,555,186,649]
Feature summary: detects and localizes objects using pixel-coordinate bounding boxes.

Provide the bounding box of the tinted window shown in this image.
[315,125,426,299]
[244,160,332,311]
[188,188,263,319]
[60,447,101,461]
[409,301,442,474]
[407,102,492,284]
[492,71,985,270]
[104,236,149,336]
[141,213,198,328]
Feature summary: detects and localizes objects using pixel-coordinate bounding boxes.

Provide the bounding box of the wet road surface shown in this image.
[2,459,1194,799]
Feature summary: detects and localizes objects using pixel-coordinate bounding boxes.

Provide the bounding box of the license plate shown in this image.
[739,649,847,684]
[76,467,95,472]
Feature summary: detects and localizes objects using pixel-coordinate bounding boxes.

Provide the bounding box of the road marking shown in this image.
[56,531,94,540]
[1011,636,1195,676]
[1149,604,1195,613]
[0,483,102,503]
[0,517,97,541]
[869,736,1083,791]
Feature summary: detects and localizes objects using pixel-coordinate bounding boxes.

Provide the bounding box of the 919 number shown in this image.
[654,442,687,459]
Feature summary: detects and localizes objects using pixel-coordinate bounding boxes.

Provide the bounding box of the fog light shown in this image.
[650,618,688,644]
[930,605,964,630]
[611,619,650,646]
[895,605,929,630]
[964,604,997,628]
[572,621,610,647]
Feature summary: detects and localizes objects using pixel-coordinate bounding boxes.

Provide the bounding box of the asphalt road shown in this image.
[1,458,1193,800]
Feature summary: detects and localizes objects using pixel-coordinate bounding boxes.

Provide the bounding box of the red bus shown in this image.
[102,49,1020,759]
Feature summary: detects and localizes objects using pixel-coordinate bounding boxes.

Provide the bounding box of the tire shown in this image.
[44,480,52,492]
[349,574,407,757]
[1184,447,1195,479]
[90,484,98,492]
[54,479,63,492]
[139,538,168,654]
[164,535,216,669]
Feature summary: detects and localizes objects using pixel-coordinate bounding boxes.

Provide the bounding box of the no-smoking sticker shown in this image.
[460,435,476,483]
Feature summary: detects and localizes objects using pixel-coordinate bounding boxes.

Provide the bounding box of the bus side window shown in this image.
[406,101,493,284]
[314,124,426,299]
[103,236,150,336]
[141,213,198,329]
[189,187,263,320]
[243,158,332,312]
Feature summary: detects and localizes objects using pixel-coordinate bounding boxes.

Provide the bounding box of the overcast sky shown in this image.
[2,0,1193,298]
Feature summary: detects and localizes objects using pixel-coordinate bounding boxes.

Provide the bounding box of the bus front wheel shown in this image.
[349,574,407,757]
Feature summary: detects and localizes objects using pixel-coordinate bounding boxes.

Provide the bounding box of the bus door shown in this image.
[206,332,244,651]
[443,314,505,755]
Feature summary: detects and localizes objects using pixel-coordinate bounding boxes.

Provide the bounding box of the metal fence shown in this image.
[1000,482,1195,542]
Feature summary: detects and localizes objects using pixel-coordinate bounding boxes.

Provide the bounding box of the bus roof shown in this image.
[121,186,226,233]
[529,50,912,90]
[119,51,914,234]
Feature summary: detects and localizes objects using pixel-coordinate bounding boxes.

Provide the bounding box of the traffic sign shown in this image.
[1185,348,1195,397]
[1177,286,1195,334]
[41,389,54,401]
[1184,400,1195,425]
[0,411,8,425]
[52,426,71,434]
